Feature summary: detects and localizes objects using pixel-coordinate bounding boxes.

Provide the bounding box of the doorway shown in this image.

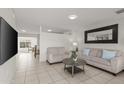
[18,37,38,53]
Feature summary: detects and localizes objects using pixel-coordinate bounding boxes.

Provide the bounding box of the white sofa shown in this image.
[47,47,68,64]
[79,48,124,75]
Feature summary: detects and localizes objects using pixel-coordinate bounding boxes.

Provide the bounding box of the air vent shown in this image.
[116,8,124,14]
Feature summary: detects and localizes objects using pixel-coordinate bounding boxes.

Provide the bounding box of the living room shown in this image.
[1,0,124,93]
[0,8,124,85]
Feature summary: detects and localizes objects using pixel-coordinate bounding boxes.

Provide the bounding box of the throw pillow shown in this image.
[102,50,117,60]
[83,48,90,56]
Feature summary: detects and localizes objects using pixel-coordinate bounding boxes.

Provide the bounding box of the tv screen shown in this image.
[0,17,18,65]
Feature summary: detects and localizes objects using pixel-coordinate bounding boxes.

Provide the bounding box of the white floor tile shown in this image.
[14,53,124,84]
[55,79,68,84]
[82,79,98,84]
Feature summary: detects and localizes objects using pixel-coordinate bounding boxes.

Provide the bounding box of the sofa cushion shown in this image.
[116,51,123,57]
[103,49,122,57]
[82,55,93,61]
[83,48,90,56]
[102,50,117,60]
[82,55,111,66]
[92,57,111,66]
[89,48,97,57]
[96,49,102,58]
[89,48,101,57]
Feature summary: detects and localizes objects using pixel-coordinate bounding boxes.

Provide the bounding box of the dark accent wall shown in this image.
[0,17,18,65]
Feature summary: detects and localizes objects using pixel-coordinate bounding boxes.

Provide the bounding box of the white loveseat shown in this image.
[47,47,68,64]
[79,48,124,75]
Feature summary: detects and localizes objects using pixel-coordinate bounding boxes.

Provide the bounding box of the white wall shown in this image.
[39,26,85,62]
[40,15,124,61]
[0,9,17,83]
[70,27,84,50]
[40,31,70,62]
[79,18,124,51]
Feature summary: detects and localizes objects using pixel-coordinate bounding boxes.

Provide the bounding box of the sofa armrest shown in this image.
[63,52,70,58]
[110,56,124,73]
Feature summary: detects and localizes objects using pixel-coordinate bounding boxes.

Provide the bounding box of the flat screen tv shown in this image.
[0,17,18,65]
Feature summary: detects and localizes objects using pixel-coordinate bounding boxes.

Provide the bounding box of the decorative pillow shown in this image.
[96,49,102,58]
[83,48,90,56]
[102,50,117,60]
[89,48,98,57]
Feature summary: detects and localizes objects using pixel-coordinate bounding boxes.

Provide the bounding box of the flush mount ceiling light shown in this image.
[48,29,52,32]
[22,30,26,32]
[68,15,78,20]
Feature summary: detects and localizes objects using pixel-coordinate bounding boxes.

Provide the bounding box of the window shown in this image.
[20,42,31,48]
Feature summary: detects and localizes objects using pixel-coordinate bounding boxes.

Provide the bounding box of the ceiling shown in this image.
[13,8,124,34]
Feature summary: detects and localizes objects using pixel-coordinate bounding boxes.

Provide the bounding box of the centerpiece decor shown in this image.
[71,47,78,62]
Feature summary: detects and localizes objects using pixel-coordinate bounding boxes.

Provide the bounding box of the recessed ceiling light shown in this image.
[68,15,78,20]
[22,30,26,32]
[48,29,52,32]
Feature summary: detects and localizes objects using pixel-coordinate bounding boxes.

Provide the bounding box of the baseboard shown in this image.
[46,60,63,65]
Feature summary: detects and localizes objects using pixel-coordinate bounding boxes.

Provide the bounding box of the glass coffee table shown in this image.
[63,58,86,77]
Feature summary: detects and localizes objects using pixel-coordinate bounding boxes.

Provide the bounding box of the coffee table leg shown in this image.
[83,65,85,73]
[72,65,74,77]
[64,64,66,71]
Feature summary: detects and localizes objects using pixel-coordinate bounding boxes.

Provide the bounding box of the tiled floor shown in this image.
[13,53,124,84]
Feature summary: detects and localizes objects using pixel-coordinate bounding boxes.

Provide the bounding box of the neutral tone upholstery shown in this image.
[79,48,124,74]
[47,47,68,64]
